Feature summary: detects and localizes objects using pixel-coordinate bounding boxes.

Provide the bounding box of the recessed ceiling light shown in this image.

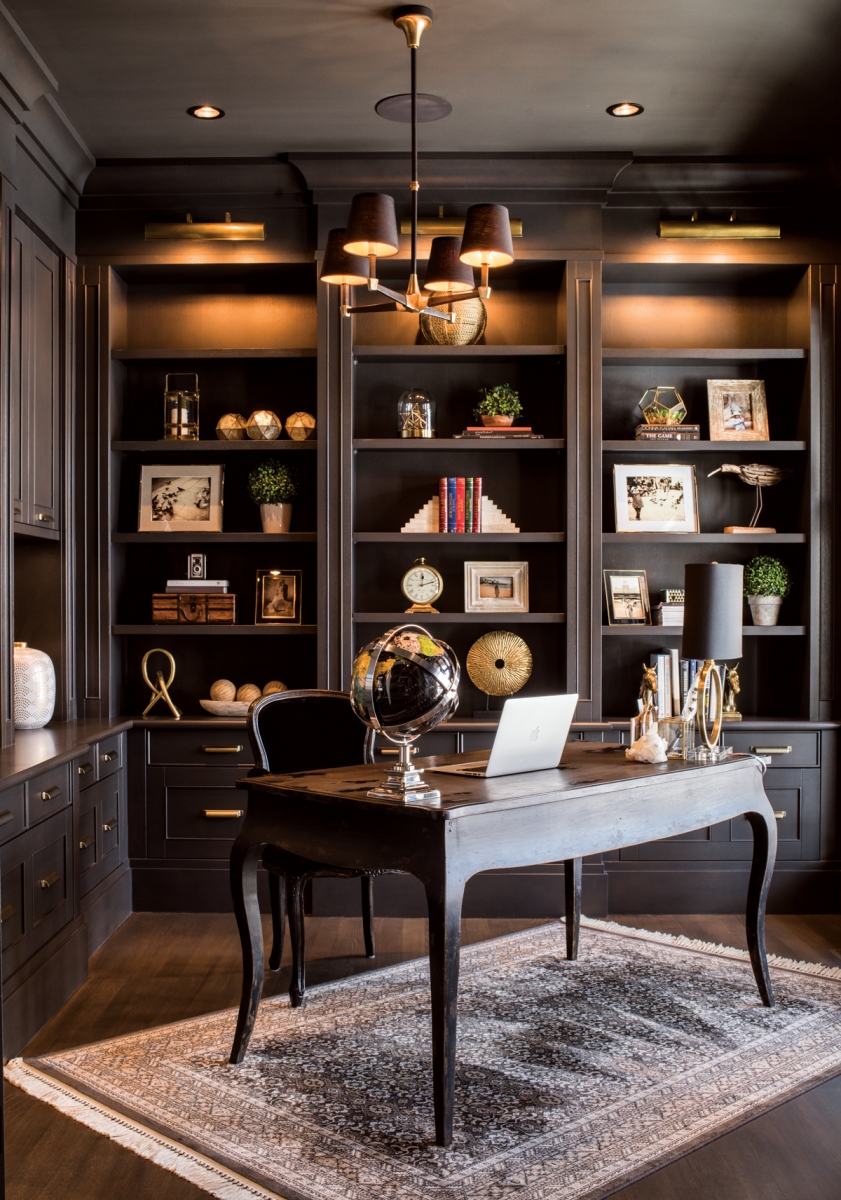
[607,102,644,118]
[188,105,224,120]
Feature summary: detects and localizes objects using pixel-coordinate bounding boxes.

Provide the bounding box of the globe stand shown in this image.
[368,737,441,804]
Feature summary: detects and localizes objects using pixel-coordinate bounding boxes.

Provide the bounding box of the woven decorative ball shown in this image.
[236,683,262,704]
[284,412,316,442]
[263,680,288,695]
[215,413,247,440]
[419,295,487,346]
[210,679,237,701]
[245,410,281,441]
[466,630,533,697]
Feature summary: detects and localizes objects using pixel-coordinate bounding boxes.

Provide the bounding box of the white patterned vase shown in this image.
[13,642,55,729]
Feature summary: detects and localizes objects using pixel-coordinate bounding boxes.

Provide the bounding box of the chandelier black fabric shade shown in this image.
[319,229,369,286]
[459,203,515,267]
[682,563,744,661]
[423,237,474,292]
[344,193,400,258]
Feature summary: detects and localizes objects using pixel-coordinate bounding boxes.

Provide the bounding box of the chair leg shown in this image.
[362,874,376,959]
[287,875,307,1007]
[268,871,286,972]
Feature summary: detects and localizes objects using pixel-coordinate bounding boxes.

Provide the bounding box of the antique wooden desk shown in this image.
[230,744,776,1146]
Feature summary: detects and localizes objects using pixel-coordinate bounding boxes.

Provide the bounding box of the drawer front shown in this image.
[1,861,25,951]
[0,808,73,981]
[723,732,819,768]
[33,836,67,924]
[147,765,248,860]
[0,784,25,844]
[77,806,97,873]
[97,733,124,780]
[26,762,71,825]
[76,771,127,897]
[76,755,97,789]
[148,730,253,767]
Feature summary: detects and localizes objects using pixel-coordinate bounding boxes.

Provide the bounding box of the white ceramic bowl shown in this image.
[200,699,252,716]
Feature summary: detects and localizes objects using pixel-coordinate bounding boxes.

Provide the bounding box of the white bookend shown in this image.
[400,497,440,533]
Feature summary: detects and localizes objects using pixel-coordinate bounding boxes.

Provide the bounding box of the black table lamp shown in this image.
[682,562,743,760]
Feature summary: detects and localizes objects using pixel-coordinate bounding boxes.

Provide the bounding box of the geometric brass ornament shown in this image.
[284,412,317,441]
[466,630,533,697]
[141,648,182,719]
[246,410,282,441]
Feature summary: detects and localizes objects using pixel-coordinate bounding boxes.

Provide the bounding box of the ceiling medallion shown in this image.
[319,5,515,323]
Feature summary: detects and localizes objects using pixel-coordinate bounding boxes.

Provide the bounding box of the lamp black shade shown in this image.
[682,562,744,661]
[423,237,474,292]
[344,193,400,258]
[320,229,369,286]
[459,203,515,267]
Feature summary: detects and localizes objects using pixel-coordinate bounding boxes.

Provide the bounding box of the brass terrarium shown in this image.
[638,386,687,426]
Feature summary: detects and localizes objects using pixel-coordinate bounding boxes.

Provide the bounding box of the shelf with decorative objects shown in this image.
[112,440,317,452]
[353,438,565,451]
[353,345,565,360]
[111,348,317,360]
[113,532,317,543]
[601,348,807,363]
[352,612,565,624]
[602,533,806,544]
[112,625,317,636]
[602,440,806,453]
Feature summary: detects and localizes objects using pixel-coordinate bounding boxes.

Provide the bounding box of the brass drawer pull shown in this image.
[1,902,15,922]
[101,751,118,763]
[203,808,244,819]
[102,819,118,833]
[40,787,61,801]
[39,870,60,889]
[380,747,417,756]
[79,834,95,850]
[0,809,13,826]
[13,508,21,516]
[201,745,243,754]
[78,762,94,776]
[773,810,787,820]
[36,513,54,522]
[750,746,792,755]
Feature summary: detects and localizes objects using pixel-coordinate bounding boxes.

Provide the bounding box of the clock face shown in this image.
[402,563,443,604]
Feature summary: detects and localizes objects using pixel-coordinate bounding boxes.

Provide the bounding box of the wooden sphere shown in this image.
[236,683,262,703]
[284,412,316,441]
[210,679,236,701]
[263,680,288,695]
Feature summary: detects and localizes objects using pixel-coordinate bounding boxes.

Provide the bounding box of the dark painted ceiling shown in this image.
[7,0,841,160]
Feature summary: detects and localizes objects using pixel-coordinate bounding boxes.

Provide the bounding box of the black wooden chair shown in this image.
[243,688,389,1010]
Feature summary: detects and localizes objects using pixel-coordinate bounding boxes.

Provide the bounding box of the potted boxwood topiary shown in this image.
[248,460,297,533]
[474,384,523,428]
[743,555,791,626]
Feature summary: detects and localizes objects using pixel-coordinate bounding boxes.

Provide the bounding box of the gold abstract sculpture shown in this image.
[722,662,742,721]
[707,462,793,533]
[284,412,316,441]
[466,630,533,697]
[142,648,181,719]
[246,410,282,441]
[419,295,487,345]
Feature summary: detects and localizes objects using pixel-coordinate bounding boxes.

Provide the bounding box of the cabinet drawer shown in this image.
[76,771,126,897]
[148,730,253,767]
[97,733,123,780]
[76,756,97,789]
[723,732,818,768]
[26,762,70,825]
[0,784,26,844]
[0,808,73,981]
[1,861,25,951]
[146,765,248,860]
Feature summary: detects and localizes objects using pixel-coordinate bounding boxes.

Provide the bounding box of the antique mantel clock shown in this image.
[401,557,444,613]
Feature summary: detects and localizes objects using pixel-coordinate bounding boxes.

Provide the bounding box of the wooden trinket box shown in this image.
[152,594,236,624]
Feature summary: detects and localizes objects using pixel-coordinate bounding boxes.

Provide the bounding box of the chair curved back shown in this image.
[247,688,374,775]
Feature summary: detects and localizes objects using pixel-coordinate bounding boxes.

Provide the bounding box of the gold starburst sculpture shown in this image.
[467,630,533,697]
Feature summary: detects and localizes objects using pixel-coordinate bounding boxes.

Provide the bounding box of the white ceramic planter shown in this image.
[260,503,292,533]
[747,595,783,626]
[13,642,55,729]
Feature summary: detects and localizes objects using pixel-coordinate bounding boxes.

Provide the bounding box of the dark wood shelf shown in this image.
[353,345,565,361]
[113,624,317,635]
[353,532,565,543]
[353,612,566,624]
[13,522,60,542]
[603,440,806,453]
[353,438,565,451]
[602,348,807,362]
[110,348,317,360]
[113,532,317,543]
[602,625,806,637]
[602,532,806,544]
[112,440,316,452]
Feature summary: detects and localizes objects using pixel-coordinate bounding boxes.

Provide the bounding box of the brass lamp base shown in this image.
[685,658,733,762]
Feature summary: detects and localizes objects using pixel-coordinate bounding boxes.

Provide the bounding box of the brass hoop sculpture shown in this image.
[141,648,182,719]
[466,630,533,697]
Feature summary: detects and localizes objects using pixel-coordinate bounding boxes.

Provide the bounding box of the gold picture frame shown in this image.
[603,569,652,625]
[707,379,769,441]
[255,569,302,624]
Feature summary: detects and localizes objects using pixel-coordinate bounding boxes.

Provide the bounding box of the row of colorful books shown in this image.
[438,477,483,532]
[648,650,726,718]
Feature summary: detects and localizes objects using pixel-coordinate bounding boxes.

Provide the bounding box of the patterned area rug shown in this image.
[9,918,841,1200]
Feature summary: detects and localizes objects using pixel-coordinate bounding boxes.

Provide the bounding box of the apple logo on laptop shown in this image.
[529,726,540,742]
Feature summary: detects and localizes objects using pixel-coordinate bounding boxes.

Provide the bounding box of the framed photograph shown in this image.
[613,464,699,534]
[255,569,302,624]
[603,569,651,625]
[707,379,769,441]
[138,465,224,532]
[464,561,529,613]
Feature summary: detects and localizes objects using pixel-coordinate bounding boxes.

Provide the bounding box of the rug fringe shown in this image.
[4,1058,285,1200]
[578,916,841,981]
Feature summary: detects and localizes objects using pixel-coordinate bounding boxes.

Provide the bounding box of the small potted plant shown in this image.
[743,555,791,626]
[248,460,297,533]
[474,384,523,428]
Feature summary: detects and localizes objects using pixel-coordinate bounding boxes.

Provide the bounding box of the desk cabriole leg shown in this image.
[564,857,582,959]
[745,808,777,1007]
[229,837,265,1064]
[287,875,308,1007]
[425,870,465,1147]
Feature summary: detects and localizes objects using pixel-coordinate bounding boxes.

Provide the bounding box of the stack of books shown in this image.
[454,426,544,439]
[634,424,700,441]
[438,477,482,532]
[647,651,726,718]
[654,602,684,626]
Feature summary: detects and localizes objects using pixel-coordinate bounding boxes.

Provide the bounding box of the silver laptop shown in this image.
[431,694,579,778]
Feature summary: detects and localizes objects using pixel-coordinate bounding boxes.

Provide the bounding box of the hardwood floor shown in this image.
[6,913,841,1198]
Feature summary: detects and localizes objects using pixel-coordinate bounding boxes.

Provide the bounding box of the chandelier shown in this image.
[319,5,515,321]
